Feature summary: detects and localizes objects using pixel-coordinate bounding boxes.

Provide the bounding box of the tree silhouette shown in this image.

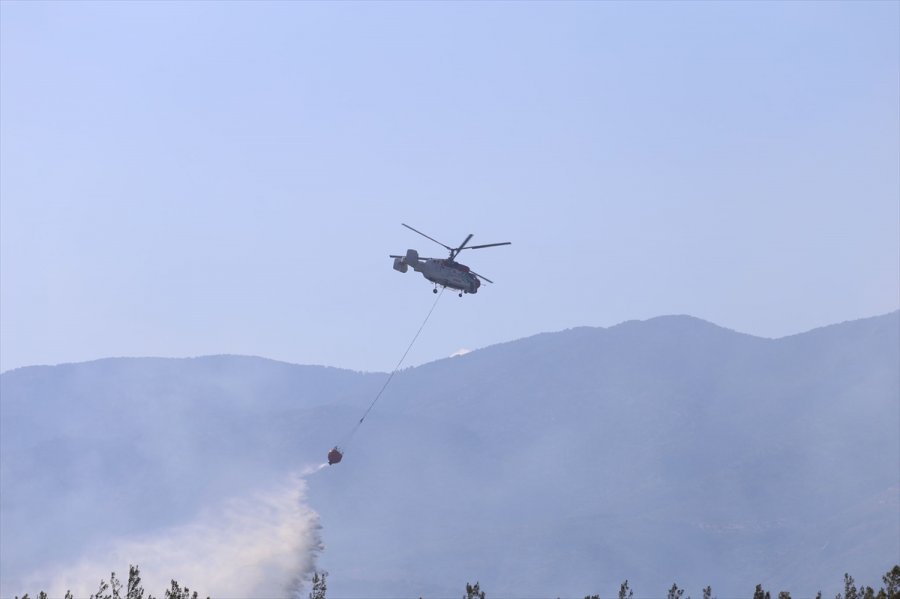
[309,571,328,599]
[754,584,771,599]
[885,566,900,599]
[465,581,486,599]
[127,565,145,599]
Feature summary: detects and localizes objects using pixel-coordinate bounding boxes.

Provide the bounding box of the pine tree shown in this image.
[885,566,900,599]
[703,586,712,599]
[15,565,210,599]
[112,571,124,599]
[164,580,199,599]
[127,565,145,599]
[778,592,791,599]
[309,571,328,599]
[668,583,685,599]
[92,577,112,599]
[754,584,768,599]
[844,574,860,599]
[620,580,634,599]
[465,582,486,599]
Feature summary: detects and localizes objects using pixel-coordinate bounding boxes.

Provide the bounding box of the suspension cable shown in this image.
[338,289,444,450]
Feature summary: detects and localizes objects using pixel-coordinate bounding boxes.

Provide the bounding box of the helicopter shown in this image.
[391,223,511,296]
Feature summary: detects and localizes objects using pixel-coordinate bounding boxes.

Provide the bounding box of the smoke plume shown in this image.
[16,473,323,599]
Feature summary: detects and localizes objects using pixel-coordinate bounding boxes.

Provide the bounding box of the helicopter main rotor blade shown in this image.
[471,271,494,284]
[450,233,474,260]
[465,241,511,250]
[402,223,453,251]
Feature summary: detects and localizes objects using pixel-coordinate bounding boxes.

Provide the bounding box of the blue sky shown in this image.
[1,1,898,373]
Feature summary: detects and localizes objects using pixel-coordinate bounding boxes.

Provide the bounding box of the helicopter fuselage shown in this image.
[394,250,480,294]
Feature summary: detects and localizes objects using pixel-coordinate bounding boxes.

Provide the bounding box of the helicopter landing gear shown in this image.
[458,292,463,297]
[433,288,438,294]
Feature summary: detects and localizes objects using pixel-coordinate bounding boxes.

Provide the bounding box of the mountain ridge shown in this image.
[1,311,897,598]
[4,310,896,376]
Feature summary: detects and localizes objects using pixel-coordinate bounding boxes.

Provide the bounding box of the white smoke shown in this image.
[17,473,323,599]
[302,463,329,476]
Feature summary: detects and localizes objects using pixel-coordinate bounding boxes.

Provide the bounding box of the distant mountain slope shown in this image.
[2,313,897,598]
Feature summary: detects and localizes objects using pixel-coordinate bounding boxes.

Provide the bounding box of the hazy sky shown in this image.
[1,1,898,374]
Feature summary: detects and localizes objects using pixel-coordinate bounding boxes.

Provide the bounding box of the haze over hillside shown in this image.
[1,312,898,598]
